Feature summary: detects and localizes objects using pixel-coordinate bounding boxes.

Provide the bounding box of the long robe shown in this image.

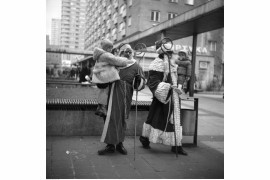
[100,61,145,144]
[141,57,183,146]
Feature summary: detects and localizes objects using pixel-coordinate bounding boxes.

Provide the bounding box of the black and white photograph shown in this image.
[46,0,224,179]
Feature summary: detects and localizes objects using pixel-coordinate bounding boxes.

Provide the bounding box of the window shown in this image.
[209,41,217,51]
[128,16,131,26]
[151,11,160,22]
[169,0,178,3]
[168,12,177,20]
[185,0,194,5]
[128,0,132,6]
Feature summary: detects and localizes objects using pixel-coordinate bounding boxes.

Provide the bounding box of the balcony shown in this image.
[113,0,118,8]
[107,5,111,15]
[112,34,117,41]
[122,9,126,17]
[121,29,126,37]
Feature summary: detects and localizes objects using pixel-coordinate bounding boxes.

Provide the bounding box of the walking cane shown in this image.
[160,37,179,158]
[133,43,147,161]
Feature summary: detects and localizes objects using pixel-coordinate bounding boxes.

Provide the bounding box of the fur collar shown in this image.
[149,58,178,73]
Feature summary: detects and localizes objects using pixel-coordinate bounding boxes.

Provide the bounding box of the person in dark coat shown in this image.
[175,50,192,93]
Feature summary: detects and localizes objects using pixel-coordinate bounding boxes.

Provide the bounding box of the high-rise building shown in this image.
[61,0,86,50]
[85,0,209,51]
[51,19,61,45]
[46,35,50,47]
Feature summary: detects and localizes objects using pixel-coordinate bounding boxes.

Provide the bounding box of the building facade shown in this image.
[60,0,87,64]
[85,0,209,50]
[84,0,223,90]
[51,19,61,45]
[61,0,86,50]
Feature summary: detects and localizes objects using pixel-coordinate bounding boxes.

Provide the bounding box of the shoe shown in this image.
[98,144,115,155]
[116,142,127,155]
[95,105,101,116]
[99,104,107,117]
[139,136,151,149]
[171,146,188,156]
[95,104,107,118]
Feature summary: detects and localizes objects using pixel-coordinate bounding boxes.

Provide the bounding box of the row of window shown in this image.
[151,11,179,22]
[153,0,194,5]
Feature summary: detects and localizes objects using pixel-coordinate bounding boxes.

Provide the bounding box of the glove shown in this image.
[85,75,90,81]
[133,74,142,90]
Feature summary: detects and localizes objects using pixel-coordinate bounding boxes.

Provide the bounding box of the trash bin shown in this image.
[181,109,196,136]
[180,98,199,146]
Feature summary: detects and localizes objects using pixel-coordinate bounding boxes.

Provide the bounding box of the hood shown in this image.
[93,47,106,61]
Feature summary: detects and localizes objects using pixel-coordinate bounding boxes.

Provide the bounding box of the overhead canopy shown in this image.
[115,0,224,48]
[46,47,93,56]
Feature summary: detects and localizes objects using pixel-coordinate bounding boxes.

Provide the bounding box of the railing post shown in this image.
[189,33,197,97]
[194,98,199,146]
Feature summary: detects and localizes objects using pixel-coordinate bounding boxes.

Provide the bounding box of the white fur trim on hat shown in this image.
[156,43,172,54]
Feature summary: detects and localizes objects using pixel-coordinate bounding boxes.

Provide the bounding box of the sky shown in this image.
[46,0,61,37]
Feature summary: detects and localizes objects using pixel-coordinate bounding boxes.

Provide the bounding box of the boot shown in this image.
[116,142,127,155]
[99,104,107,118]
[95,104,102,116]
[98,144,115,155]
[171,146,188,156]
[95,104,107,118]
[139,136,151,149]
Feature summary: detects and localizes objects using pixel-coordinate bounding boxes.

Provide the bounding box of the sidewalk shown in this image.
[47,86,224,179]
[47,136,224,179]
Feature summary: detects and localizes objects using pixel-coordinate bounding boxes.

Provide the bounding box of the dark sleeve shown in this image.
[136,64,146,90]
[186,63,192,77]
[147,70,164,94]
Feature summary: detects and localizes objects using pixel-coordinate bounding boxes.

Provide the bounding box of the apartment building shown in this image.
[85,0,209,51]
[84,0,223,89]
[61,0,86,50]
[51,19,61,45]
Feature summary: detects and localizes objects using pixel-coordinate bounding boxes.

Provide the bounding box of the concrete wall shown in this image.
[46,107,197,136]
[46,109,149,136]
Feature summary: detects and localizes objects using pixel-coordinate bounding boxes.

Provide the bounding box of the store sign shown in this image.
[62,60,71,67]
[147,44,208,54]
[199,61,208,69]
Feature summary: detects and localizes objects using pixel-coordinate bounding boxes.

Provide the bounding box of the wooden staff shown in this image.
[133,43,147,161]
[161,38,180,158]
